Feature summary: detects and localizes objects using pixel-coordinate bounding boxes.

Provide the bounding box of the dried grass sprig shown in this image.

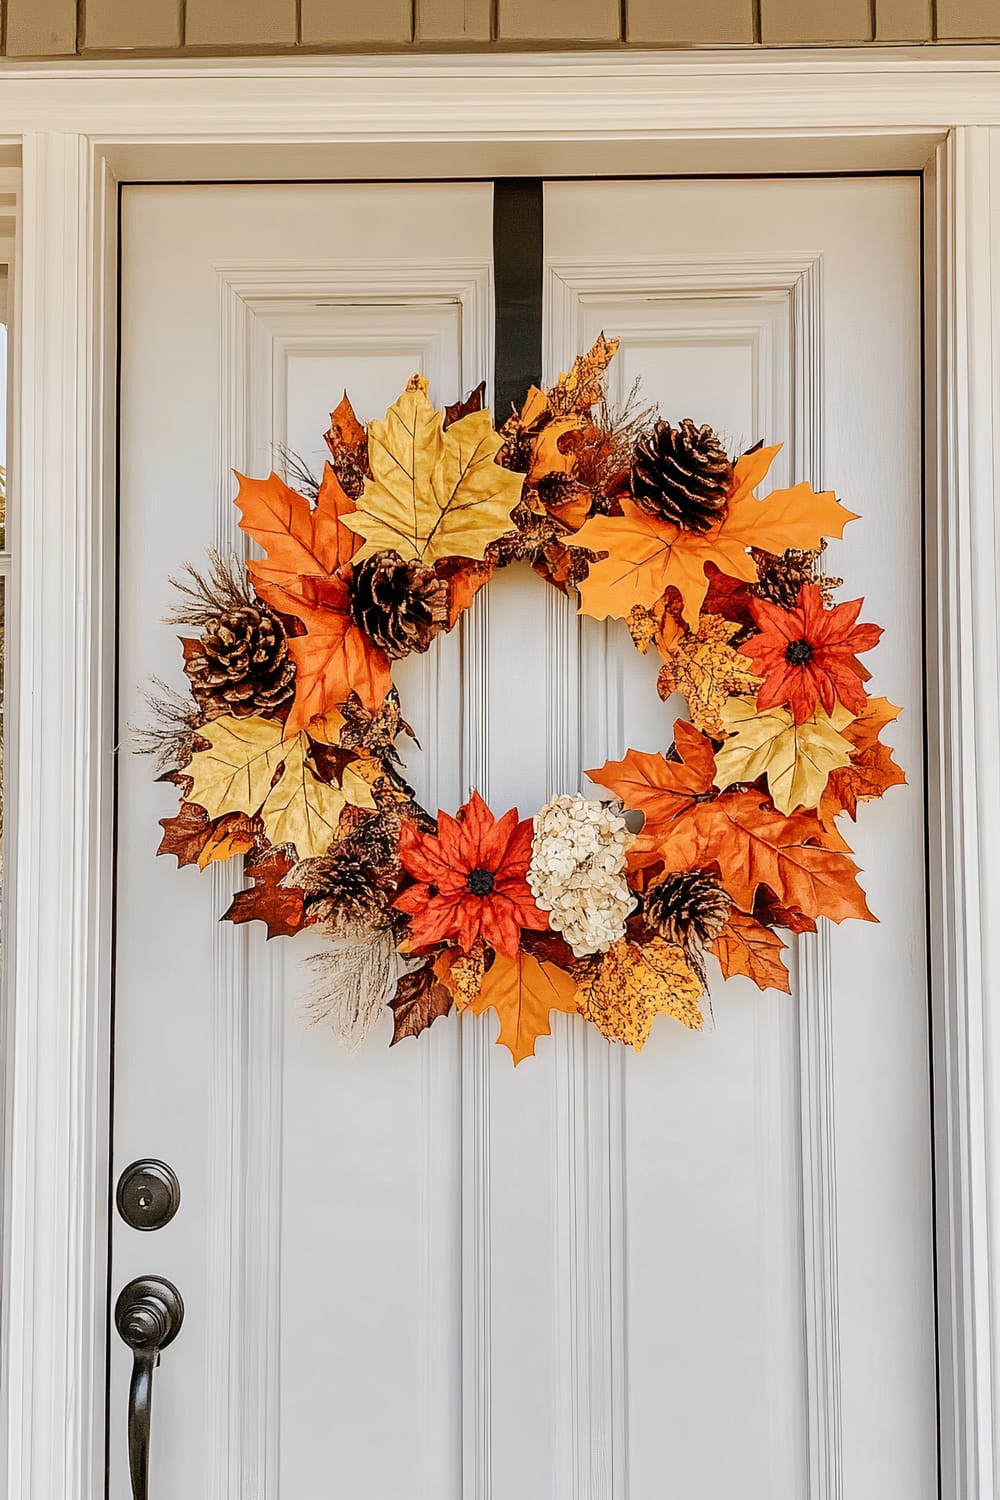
[165,550,256,630]
[131,678,205,773]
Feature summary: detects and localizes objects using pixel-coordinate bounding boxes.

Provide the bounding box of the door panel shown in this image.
[546,176,933,1498]
[112,177,934,1500]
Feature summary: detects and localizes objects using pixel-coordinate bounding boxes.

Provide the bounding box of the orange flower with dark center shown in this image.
[394,789,550,959]
[739,583,882,724]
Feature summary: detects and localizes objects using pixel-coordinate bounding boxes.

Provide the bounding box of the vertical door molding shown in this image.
[206,258,492,1500]
[545,251,842,1498]
[3,133,117,1500]
[926,123,1000,1500]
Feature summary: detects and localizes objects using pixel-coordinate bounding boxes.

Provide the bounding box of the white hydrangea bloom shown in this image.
[527,794,636,957]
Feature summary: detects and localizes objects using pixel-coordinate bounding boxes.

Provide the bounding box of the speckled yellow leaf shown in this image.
[343,378,523,566]
[713,697,855,815]
[186,714,374,860]
[547,332,620,416]
[435,942,487,1005]
[575,937,703,1051]
[656,615,763,736]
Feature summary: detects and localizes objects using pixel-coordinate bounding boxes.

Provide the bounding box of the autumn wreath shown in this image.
[146,335,904,1062]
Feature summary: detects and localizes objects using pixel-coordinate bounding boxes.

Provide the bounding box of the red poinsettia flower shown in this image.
[740,582,883,724]
[394,789,549,959]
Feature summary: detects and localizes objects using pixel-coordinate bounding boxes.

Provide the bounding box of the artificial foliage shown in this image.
[147,338,904,1061]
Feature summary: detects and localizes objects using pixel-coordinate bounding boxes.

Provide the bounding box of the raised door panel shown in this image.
[544,176,934,1499]
[113,181,491,1500]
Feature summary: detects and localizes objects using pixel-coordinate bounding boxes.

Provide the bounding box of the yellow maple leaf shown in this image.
[186,715,376,860]
[574,937,703,1051]
[713,697,855,816]
[572,445,858,630]
[656,615,763,736]
[342,377,523,566]
[547,333,620,416]
[462,950,580,1065]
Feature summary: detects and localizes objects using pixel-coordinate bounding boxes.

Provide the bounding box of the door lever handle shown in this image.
[115,1276,184,1500]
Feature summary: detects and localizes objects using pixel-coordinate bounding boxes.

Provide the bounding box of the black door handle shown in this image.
[115,1276,184,1500]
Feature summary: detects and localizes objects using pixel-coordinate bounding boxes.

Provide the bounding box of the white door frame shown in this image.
[1,50,998,1500]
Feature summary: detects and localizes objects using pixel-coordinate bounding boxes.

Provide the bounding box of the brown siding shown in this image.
[761,0,872,43]
[628,0,755,45]
[416,0,492,41]
[876,0,933,40]
[184,0,297,47]
[497,0,620,42]
[7,0,1000,57]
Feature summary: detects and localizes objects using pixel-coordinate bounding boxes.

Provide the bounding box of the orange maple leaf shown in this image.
[235,465,357,582]
[711,910,791,994]
[820,696,906,826]
[259,573,392,734]
[236,464,391,731]
[572,445,859,630]
[588,721,874,923]
[463,950,580,1065]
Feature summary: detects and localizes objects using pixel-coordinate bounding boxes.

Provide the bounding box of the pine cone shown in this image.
[184,605,294,720]
[293,815,401,928]
[643,870,732,952]
[751,545,843,610]
[631,419,733,530]
[349,551,449,660]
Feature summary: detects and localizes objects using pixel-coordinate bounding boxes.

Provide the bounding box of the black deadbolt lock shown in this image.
[116,1159,181,1232]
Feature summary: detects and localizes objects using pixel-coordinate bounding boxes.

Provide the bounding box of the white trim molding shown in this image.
[925,126,1000,1499]
[1,52,999,1500]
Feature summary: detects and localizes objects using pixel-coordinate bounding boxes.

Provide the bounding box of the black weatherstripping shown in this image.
[492,179,544,424]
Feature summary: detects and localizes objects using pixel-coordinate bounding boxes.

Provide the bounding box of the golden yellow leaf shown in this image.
[656,615,763,737]
[574,938,703,1052]
[547,332,620,416]
[186,715,376,860]
[713,697,855,816]
[343,379,523,566]
[307,710,346,745]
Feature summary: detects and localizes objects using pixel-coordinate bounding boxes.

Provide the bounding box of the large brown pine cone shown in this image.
[184,604,294,720]
[631,419,733,531]
[293,813,403,928]
[349,551,449,660]
[644,870,732,952]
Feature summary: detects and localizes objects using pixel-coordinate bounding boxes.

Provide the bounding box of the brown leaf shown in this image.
[222,848,309,938]
[158,800,214,867]
[444,380,486,429]
[711,910,791,994]
[389,964,454,1044]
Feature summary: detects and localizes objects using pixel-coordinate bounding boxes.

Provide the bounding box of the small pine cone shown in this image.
[631,419,733,531]
[643,870,732,952]
[184,604,294,720]
[294,818,401,928]
[751,545,844,610]
[349,551,449,660]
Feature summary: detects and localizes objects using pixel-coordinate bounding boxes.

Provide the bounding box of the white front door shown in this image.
[112,175,935,1498]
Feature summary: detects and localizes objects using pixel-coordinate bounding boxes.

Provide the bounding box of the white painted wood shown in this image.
[2,134,116,1500]
[2,55,1000,1500]
[545,176,933,1498]
[112,181,491,1500]
[924,126,1000,1500]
